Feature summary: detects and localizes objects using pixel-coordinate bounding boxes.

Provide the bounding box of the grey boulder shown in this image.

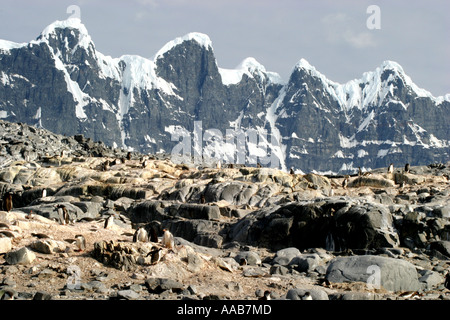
[325,255,421,292]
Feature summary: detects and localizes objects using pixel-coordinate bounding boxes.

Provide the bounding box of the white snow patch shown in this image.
[0,72,9,86]
[265,87,287,171]
[333,150,345,158]
[377,149,389,158]
[0,110,8,118]
[357,149,368,158]
[229,110,244,129]
[52,49,88,119]
[357,110,375,132]
[339,134,357,148]
[219,57,283,86]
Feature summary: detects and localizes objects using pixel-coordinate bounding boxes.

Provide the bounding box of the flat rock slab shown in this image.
[325,255,421,292]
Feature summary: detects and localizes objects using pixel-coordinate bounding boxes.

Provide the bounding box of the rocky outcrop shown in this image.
[0,121,449,300]
[229,199,400,251]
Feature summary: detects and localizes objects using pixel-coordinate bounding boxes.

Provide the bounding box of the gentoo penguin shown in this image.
[342,176,349,189]
[57,205,70,225]
[102,160,110,171]
[444,272,450,290]
[398,291,420,299]
[26,210,35,220]
[126,152,132,161]
[404,163,410,173]
[55,205,64,224]
[149,225,159,243]
[358,167,362,177]
[142,159,148,168]
[200,194,206,204]
[257,162,262,168]
[0,289,14,300]
[75,235,86,252]
[216,160,221,170]
[162,228,174,250]
[104,215,114,229]
[258,291,271,301]
[302,292,313,300]
[290,167,295,175]
[42,189,47,199]
[147,247,163,265]
[388,163,394,174]
[133,227,148,243]
[3,192,13,212]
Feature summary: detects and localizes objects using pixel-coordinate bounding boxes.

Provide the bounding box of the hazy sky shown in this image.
[0,0,448,96]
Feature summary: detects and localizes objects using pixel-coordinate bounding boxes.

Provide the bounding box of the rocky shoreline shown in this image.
[0,120,449,300]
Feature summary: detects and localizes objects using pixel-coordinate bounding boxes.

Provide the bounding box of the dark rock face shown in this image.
[0,19,449,175]
[229,200,399,252]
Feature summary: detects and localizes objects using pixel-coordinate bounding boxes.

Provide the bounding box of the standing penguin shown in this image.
[104,215,114,229]
[200,194,206,204]
[102,160,110,171]
[404,163,410,173]
[126,152,132,161]
[162,229,175,250]
[290,168,295,175]
[3,192,13,212]
[444,272,450,290]
[342,176,349,189]
[388,163,394,174]
[133,227,148,243]
[358,167,362,177]
[55,204,69,225]
[149,225,159,243]
[42,189,47,199]
[75,235,86,252]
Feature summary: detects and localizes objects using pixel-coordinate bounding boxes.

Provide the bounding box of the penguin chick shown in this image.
[147,247,163,265]
[162,229,174,250]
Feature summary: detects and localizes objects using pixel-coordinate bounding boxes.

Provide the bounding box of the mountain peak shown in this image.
[153,32,213,61]
[379,60,404,72]
[40,18,89,38]
[37,18,93,51]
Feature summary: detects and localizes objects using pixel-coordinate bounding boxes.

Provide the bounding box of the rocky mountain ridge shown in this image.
[0,18,449,175]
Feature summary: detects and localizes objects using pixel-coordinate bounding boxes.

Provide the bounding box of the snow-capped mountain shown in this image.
[0,18,448,173]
